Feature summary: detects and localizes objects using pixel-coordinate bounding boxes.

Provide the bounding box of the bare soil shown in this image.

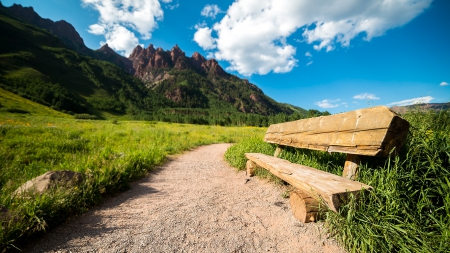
[24,144,344,253]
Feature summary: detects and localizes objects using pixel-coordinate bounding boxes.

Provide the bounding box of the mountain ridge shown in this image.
[1,2,302,116]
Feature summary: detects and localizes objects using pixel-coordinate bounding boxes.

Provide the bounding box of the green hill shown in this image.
[0,87,69,118]
[0,10,174,120]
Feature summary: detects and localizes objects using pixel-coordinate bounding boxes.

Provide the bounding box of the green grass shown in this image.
[0,113,265,251]
[225,109,450,253]
[0,87,70,118]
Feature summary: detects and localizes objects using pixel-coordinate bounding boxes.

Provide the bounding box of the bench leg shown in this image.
[246,160,256,177]
[290,190,320,223]
[342,154,360,180]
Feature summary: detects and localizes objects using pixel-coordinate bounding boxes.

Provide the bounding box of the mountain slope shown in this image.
[391,103,450,114]
[128,44,299,115]
[2,2,133,72]
[0,10,173,119]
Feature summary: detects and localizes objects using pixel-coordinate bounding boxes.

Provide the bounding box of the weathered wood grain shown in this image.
[342,154,361,180]
[264,106,409,157]
[290,190,320,223]
[245,153,372,212]
[246,160,256,177]
[273,145,284,157]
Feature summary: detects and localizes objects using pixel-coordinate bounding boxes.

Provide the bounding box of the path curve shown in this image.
[25,144,344,253]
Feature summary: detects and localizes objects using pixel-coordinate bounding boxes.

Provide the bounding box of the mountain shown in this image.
[0,7,173,119]
[128,44,296,115]
[2,2,133,72]
[4,3,90,55]
[391,103,450,114]
[0,2,322,126]
[1,2,303,117]
[96,43,133,74]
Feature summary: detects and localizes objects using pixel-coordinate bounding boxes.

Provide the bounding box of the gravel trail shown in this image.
[25,143,344,253]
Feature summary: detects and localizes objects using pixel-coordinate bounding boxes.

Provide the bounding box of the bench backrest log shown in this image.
[264,106,410,157]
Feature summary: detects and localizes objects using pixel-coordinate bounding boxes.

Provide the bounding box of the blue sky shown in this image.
[2,0,449,113]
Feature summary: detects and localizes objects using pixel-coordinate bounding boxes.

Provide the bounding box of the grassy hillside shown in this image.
[0,87,69,118]
[0,12,173,119]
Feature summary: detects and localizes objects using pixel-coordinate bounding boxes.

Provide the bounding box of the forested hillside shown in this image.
[0,8,173,119]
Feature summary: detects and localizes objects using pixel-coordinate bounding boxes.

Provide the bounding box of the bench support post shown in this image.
[290,190,321,223]
[246,160,256,177]
[274,145,284,157]
[342,154,361,180]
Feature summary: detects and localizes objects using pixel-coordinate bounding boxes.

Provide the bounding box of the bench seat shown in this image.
[245,153,372,212]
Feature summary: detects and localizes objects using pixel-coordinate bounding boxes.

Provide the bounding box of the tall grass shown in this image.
[225,109,450,252]
[0,115,265,251]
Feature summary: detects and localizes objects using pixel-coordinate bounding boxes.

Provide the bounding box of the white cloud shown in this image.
[201,4,222,19]
[315,99,341,108]
[306,61,313,66]
[305,51,312,57]
[105,25,142,56]
[82,0,170,56]
[353,93,380,100]
[194,0,432,76]
[193,26,216,50]
[440,81,449,86]
[88,24,105,35]
[387,96,434,107]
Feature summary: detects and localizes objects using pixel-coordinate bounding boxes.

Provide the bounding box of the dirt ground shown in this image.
[23,143,345,253]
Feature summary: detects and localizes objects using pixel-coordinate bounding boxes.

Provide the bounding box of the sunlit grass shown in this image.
[0,114,265,250]
[0,87,70,118]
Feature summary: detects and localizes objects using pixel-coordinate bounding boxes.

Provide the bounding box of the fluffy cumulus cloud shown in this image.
[201,4,222,19]
[82,0,171,56]
[387,96,434,107]
[193,25,216,50]
[315,99,341,109]
[440,81,449,86]
[194,0,432,76]
[353,93,380,100]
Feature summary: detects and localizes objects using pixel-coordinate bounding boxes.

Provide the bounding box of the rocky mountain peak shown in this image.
[129,45,144,60]
[128,44,228,80]
[5,3,89,55]
[170,44,185,62]
[99,43,114,53]
[190,52,207,68]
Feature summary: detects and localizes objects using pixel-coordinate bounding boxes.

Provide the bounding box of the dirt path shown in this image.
[25,144,344,253]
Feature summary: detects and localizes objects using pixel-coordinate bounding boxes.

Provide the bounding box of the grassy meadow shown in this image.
[0,110,265,250]
[225,108,450,253]
[1,91,449,253]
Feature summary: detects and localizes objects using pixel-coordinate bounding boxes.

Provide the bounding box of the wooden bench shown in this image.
[245,106,409,223]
